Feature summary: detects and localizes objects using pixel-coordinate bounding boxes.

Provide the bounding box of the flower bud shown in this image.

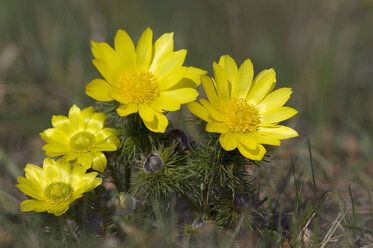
[165,129,190,152]
[143,154,163,174]
[108,192,138,215]
[192,217,205,229]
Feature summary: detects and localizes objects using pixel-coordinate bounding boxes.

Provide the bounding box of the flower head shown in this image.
[188,55,298,160]
[16,158,102,216]
[40,105,120,172]
[85,27,206,133]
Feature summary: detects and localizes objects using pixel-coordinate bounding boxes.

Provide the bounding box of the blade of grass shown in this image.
[348,184,356,237]
[307,139,317,205]
[308,139,320,241]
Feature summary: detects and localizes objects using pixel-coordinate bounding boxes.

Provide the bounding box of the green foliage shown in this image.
[2,0,373,246]
[130,142,194,202]
[211,193,263,230]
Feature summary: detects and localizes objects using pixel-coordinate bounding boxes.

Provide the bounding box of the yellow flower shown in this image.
[40,105,120,172]
[16,158,102,216]
[85,27,206,133]
[188,55,298,160]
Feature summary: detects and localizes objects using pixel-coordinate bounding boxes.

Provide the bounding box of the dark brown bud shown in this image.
[165,129,190,152]
[143,154,163,174]
[192,217,205,229]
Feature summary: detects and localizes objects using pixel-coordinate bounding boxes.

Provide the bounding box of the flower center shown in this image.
[44,182,74,204]
[69,131,96,153]
[119,69,159,104]
[224,98,261,133]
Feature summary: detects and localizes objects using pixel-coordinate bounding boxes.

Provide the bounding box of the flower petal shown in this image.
[256,87,292,113]
[149,32,174,71]
[187,102,211,122]
[153,50,187,80]
[151,94,181,112]
[237,143,266,160]
[158,67,187,91]
[136,27,153,69]
[77,153,93,169]
[219,132,237,151]
[20,200,51,213]
[49,204,70,216]
[261,107,298,124]
[94,128,119,151]
[237,133,257,150]
[233,58,254,98]
[43,158,60,181]
[109,88,129,104]
[247,69,276,104]
[115,29,136,69]
[95,142,118,152]
[206,122,228,133]
[183,66,207,87]
[250,133,281,146]
[51,115,74,135]
[91,41,124,83]
[201,76,220,107]
[74,174,102,195]
[85,79,114,102]
[68,105,83,132]
[16,177,44,200]
[24,164,44,184]
[90,151,107,172]
[86,112,106,133]
[42,143,69,157]
[70,165,89,185]
[117,103,138,116]
[258,125,299,140]
[63,153,79,161]
[200,99,225,122]
[218,55,238,84]
[40,128,69,145]
[95,128,118,143]
[160,88,198,104]
[81,106,95,120]
[142,111,168,133]
[213,62,230,101]
[139,103,156,123]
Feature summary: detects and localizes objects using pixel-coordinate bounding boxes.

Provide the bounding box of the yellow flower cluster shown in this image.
[17,105,119,216]
[17,27,298,216]
[85,28,298,159]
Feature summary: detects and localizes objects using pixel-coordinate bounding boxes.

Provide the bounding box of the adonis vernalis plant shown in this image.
[14,27,303,245]
[188,55,298,160]
[86,27,206,133]
[16,158,102,216]
[40,105,120,172]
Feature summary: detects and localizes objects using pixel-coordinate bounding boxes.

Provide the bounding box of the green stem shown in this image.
[202,182,210,215]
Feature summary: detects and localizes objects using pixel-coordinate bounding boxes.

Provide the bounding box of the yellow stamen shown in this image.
[224,98,261,133]
[119,69,159,104]
[44,182,73,204]
[69,131,96,153]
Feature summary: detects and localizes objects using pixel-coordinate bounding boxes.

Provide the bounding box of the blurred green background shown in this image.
[1,0,373,218]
